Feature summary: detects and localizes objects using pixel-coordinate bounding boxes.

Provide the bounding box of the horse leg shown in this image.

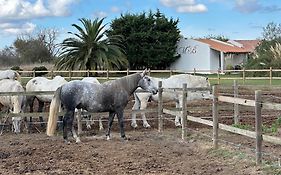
[76,109,83,135]
[175,100,182,127]
[99,116,104,131]
[72,124,81,143]
[12,116,21,133]
[140,101,150,128]
[86,114,92,129]
[106,112,115,140]
[131,97,140,128]
[116,110,127,140]
[38,100,45,127]
[57,105,63,131]
[62,110,75,143]
[26,96,35,132]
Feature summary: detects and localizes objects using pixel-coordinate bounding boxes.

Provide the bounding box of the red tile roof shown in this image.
[196,39,259,53]
[233,40,260,52]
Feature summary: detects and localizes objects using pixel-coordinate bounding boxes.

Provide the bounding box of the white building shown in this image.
[170,38,259,73]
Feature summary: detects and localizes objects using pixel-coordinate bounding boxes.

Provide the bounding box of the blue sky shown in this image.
[0,0,281,49]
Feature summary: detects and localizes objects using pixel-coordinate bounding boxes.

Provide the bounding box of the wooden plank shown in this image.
[163,108,181,117]
[186,115,213,126]
[0,91,55,96]
[262,102,281,110]
[218,96,255,107]
[218,123,256,139]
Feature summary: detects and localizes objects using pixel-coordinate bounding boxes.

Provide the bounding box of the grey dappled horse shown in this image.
[46,69,158,143]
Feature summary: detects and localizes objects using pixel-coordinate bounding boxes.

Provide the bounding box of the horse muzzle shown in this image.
[152,89,158,95]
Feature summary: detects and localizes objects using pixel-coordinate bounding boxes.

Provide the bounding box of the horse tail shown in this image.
[14,71,21,81]
[46,86,62,136]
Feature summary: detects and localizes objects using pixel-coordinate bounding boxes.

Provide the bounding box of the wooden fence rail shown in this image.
[4,67,281,85]
[2,80,281,165]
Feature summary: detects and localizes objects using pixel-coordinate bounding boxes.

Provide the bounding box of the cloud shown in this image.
[234,0,281,13]
[0,0,76,35]
[92,11,108,19]
[160,0,207,13]
[0,0,76,21]
[110,6,121,13]
[0,22,36,35]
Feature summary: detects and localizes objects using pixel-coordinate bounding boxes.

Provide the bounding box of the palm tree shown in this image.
[56,18,128,71]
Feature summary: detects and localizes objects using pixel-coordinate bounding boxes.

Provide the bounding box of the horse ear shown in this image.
[141,68,148,77]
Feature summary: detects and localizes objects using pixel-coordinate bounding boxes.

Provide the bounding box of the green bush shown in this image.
[32,66,48,76]
[10,66,23,71]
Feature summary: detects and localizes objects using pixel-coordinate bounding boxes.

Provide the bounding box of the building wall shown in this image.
[170,38,211,72]
[210,49,220,71]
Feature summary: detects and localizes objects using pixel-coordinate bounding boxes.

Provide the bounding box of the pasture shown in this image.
[1,70,281,174]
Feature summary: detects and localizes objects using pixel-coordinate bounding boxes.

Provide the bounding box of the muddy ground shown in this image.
[1,88,281,174]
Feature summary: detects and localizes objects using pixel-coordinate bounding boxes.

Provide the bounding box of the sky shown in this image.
[0,0,281,49]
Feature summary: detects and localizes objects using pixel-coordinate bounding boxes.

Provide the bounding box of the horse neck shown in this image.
[116,73,141,95]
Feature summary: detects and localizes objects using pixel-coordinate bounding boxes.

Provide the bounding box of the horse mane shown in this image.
[107,73,141,94]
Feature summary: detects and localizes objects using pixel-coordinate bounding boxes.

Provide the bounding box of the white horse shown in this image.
[0,70,21,81]
[131,74,211,128]
[25,76,68,127]
[26,76,68,112]
[0,79,25,133]
[76,77,104,133]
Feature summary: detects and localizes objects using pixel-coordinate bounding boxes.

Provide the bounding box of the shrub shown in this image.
[32,66,48,76]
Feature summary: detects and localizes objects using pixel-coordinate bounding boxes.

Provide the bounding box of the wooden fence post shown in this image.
[68,70,72,81]
[269,67,272,85]
[33,70,36,77]
[212,85,219,149]
[87,69,90,77]
[217,69,220,84]
[193,68,196,75]
[170,70,173,76]
[255,90,262,165]
[181,83,187,141]
[234,80,240,125]
[127,68,129,76]
[106,69,109,80]
[243,68,246,84]
[158,81,163,132]
[50,70,54,79]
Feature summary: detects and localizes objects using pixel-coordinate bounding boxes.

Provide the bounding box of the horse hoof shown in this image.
[64,140,71,144]
[143,124,151,128]
[106,136,111,141]
[131,123,138,128]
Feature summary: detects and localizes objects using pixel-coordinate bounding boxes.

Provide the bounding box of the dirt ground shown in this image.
[1,89,281,174]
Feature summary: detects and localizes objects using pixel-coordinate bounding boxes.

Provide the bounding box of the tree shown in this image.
[13,28,59,64]
[0,46,18,66]
[56,18,127,71]
[203,34,229,42]
[262,22,281,41]
[245,22,281,76]
[107,9,181,69]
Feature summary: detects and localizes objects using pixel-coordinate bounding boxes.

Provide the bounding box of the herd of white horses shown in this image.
[0,69,211,142]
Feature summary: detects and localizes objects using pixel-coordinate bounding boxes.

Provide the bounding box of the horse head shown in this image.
[138,69,158,95]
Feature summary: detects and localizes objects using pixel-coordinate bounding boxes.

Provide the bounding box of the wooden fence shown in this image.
[2,81,281,165]
[11,67,281,85]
